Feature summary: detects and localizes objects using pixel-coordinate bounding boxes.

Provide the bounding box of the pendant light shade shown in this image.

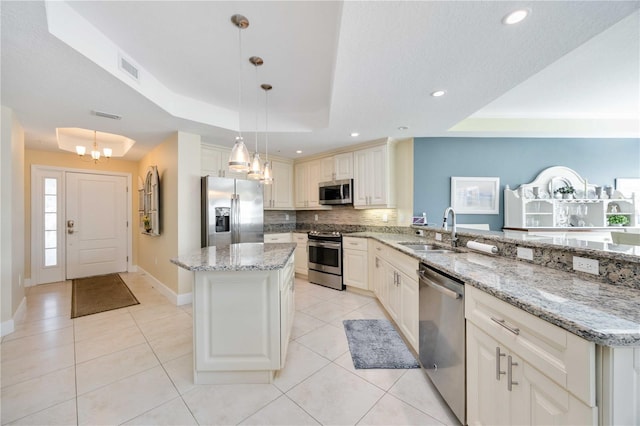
[261,83,273,185]
[247,56,264,180]
[228,136,250,171]
[228,14,251,172]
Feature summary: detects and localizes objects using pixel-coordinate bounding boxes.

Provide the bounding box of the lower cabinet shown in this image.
[343,237,368,290]
[367,240,418,352]
[264,232,292,243]
[280,256,295,368]
[292,233,308,276]
[466,285,597,426]
[192,255,295,384]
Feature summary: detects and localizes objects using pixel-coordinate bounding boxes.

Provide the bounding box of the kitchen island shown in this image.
[171,242,296,384]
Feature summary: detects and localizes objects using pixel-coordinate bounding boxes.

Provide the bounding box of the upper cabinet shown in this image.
[353,142,396,209]
[504,166,638,229]
[295,159,330,210]
[201,144,246,179]
[264,159,295,210]
[320,152,354,182]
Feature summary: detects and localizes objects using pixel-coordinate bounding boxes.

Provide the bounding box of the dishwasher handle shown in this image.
[419,270,461,299]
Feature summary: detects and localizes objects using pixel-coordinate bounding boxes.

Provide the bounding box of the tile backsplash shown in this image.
[264,207,404,233]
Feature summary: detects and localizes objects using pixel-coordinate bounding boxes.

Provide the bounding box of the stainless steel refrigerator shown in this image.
[201,176,264,247]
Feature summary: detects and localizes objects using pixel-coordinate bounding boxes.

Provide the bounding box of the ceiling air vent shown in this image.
[119,54,139,82]
[92,110,122,120]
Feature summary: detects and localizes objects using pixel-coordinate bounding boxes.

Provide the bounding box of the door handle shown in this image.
[424,279,461,299]
[507,355,519,391]
[490,317,520,335]
[495,347,506,380]
[67,229,74,234]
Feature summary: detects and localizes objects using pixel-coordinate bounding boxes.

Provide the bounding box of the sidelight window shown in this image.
[43,178,58,267]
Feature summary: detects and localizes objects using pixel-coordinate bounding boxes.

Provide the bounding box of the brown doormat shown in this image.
[71,273,139,318]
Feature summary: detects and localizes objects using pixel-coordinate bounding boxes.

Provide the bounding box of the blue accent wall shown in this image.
[414,137,640,230]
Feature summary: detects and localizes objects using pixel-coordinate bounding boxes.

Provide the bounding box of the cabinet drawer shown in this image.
[292,233,308,244]
[387,246,419,280]
[343,236,367,251]
[369,240,387,257]
[465,285,595,406]
[265,233,291,243]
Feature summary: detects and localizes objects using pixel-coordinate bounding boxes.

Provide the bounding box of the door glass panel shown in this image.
[44,195,57,212]
[44,212,57,230]
[45,230,57,248]
[44,248,57,267]
[45,178,57,195]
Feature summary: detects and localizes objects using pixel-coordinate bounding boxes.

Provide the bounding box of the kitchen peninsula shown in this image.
[171,242,296,384]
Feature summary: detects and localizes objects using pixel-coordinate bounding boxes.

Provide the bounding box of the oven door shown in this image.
[308,240,342,275]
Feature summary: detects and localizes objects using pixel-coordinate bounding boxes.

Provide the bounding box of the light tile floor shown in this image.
[1,272,460,425]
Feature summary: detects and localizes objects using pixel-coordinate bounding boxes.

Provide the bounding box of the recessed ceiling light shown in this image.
[350,132,360,137]
[503,9,529,25]
[296,150,302,154]
[397,126,409,131]
[431,90,446,97]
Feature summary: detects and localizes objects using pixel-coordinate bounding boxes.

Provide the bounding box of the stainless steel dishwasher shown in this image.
[418,262,465,425]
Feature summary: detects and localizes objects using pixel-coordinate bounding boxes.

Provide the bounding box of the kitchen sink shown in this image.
[398,242,455,254]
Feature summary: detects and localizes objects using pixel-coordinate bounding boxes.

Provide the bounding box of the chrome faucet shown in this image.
[442,207,458,247]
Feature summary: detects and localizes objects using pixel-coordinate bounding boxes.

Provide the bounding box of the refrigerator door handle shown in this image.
[235,194,240,242]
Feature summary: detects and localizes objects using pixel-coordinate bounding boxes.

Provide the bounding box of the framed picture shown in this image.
[451,177,500,214]
[615,178,640,197]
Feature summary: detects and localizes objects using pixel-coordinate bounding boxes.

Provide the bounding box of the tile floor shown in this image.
[1,271,460,425]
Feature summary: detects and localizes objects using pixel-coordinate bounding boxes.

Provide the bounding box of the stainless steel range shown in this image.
[307,231,344,290]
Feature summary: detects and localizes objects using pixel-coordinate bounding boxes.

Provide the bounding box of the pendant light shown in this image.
[228,14,251,172]
[261,83,273,184]
[247,56,264,180]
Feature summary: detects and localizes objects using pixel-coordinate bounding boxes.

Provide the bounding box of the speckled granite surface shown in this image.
[350,232,640,347]
[170,243,296,272]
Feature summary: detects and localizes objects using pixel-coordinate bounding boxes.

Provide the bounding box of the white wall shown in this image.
[1,106,26,334]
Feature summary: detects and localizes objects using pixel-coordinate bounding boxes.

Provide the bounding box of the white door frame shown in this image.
[31,165,133,285]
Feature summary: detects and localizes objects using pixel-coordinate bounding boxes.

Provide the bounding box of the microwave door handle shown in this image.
[340,184,344,200]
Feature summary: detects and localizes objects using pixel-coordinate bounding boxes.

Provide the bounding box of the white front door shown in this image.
[66,172,127,279]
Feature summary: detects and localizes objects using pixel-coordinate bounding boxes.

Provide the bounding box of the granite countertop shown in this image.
[349,232,640,347]
[170,242,296,272]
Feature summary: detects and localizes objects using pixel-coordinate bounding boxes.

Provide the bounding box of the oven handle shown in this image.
[418,271,461,300]
[308,241,341,249]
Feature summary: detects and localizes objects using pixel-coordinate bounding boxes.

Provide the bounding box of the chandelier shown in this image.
[76,131,112,163]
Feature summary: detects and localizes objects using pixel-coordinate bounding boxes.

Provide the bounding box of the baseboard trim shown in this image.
[135,266,192,306]
[1,296,27,337]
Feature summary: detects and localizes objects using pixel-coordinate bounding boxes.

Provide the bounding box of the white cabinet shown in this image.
[264,233,292,243]
[369,241,386,300]
[279,257,295,368]
[294,159,328,209]
[367,240,418,352]
[353,143,395,208]
[343,237,368,290]
[264,159,294,210]
[192,255,294,384]
[504,165,638,229]
[465,285,597,425]
[292,233,308,276]
[320,153,353,182]
[201,144,246,179]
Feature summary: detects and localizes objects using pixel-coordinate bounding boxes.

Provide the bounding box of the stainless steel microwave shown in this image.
[319,179,353,205]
